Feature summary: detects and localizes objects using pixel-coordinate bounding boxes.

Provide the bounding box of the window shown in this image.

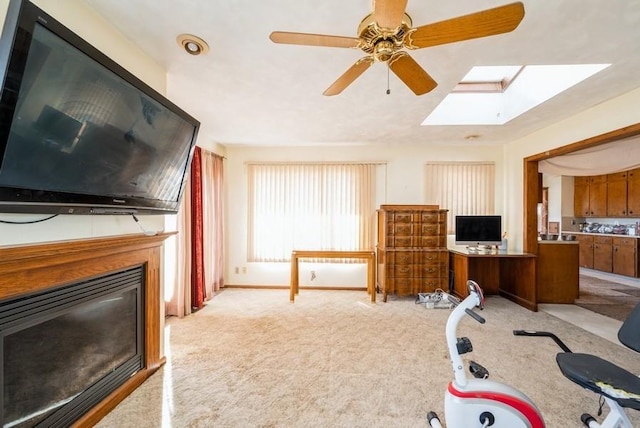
[247,163,376,262]
[424,162,495,233]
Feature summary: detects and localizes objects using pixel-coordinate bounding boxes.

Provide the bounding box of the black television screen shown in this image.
[0,0,199,214]
[455,215,502,247]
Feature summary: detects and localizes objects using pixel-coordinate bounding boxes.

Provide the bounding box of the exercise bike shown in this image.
[427,280,546,427]
[427,279,640,427]
[513,300,640,428]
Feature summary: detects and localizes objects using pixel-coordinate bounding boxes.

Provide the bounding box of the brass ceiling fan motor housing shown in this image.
[357,12,413,62]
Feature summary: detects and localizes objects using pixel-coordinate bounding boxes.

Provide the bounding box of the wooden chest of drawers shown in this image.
[376,205,449,301]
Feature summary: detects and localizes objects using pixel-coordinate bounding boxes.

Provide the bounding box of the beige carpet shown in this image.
[96,289,640,427]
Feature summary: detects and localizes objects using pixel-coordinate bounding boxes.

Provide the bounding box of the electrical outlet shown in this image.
[234,267,239,274]
[241,267,247,274]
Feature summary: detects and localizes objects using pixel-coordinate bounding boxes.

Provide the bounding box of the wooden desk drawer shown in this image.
[392,223,414,236]
[420,224,441,235]
[391,212,419,223]
[419,236,446,247]
[387,236,413,247]
[421,212,446,223]
[418,264,447,278]
[387,264,415,277]
[387,251,415,265]
[387,278,417,295]
[422,251,446,263]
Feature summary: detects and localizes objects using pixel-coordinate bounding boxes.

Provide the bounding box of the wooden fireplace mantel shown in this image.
[0,232,175,427]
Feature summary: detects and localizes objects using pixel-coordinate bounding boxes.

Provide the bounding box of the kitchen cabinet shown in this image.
[578,168,640,218]
[574,175,607,217]
[578,234,594,268]
[607,172,628,216]
[612,237,638,277]
[574,176,590,217]
[628,168,640,217]
[576,233,639,277]
[593,236,613,272]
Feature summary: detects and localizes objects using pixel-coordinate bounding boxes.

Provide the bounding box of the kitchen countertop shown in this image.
[563,231,640,239]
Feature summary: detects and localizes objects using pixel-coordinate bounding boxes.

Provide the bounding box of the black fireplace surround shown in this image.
[0,265,144,427]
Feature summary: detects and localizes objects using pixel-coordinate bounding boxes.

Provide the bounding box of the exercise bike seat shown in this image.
[556,352,640,410]
[555,300,640,411]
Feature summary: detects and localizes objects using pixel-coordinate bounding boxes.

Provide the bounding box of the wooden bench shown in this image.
[289,250,376,303]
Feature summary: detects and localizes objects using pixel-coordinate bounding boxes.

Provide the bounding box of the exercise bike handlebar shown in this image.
[513,329,572,353]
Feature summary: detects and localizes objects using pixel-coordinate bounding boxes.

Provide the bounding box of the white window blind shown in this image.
[247,163,375,262]
[425,162,495,233]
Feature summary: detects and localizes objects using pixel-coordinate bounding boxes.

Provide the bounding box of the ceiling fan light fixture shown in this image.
[374,40,395,62]
[176,34,209,56]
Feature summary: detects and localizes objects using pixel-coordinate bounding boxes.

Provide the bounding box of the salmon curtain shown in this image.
[201,150,225,296]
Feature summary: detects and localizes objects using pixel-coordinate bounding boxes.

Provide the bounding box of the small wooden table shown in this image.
[289,250,376,303]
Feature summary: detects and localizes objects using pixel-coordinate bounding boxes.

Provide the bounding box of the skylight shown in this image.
[422,64,611,126]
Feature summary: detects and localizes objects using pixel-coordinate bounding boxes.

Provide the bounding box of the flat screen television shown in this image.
[0,0,199,215]
[454,215,502,247]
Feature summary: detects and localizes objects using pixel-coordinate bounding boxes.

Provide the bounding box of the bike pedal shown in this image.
[469,360,490,379]
[456,337,473,354]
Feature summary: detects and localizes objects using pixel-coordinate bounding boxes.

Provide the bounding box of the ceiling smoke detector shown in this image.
[176,34,209,56]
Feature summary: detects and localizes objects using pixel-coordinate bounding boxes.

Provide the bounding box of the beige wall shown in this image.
[224,143,504,286]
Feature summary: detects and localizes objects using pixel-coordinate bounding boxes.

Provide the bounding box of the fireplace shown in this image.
[1,266,144,427]
[0,233,171,427]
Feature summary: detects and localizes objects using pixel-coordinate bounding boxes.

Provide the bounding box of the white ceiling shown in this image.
[84,0,640,148]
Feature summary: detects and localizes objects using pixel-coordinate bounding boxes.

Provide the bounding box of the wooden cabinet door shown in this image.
[613,238,637,277]
[607,172,627,217]
[578,235,594,268]
[628,168,640,217]
[589,176,608,217]
[574,176,590,217]
[593,237,613,272]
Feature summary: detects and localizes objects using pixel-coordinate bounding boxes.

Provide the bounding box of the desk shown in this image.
[290,250,376,303]
[449,247,537,311]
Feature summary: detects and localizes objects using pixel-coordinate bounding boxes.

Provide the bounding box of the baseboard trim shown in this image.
[224,284,367,291]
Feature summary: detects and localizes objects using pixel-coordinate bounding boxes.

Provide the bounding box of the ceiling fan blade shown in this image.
[323,57,374,96]
[373,0,409,29]
[270,31,360,48]
[388,52,437,96]
[406,2,525,49]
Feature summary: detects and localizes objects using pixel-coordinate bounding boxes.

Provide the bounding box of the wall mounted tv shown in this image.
[0,0,199,215]
[454,215,502,247]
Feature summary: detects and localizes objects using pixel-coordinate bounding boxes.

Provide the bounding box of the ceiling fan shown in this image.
[269,0,525,96]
